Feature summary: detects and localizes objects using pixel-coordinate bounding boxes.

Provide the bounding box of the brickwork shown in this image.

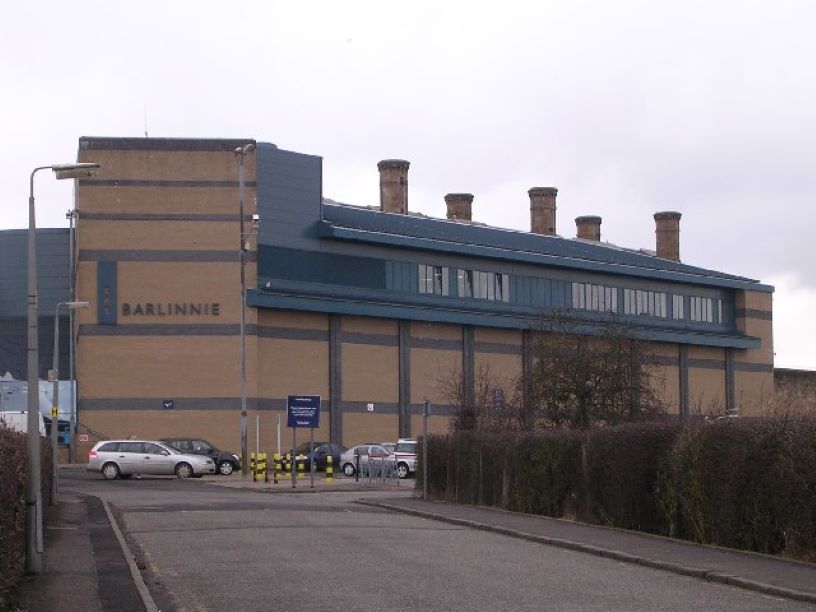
[445,193,474,221]
[377,159,409,214]
[67,137,772,450]
[654,211,681,261]
[575,216,602,241]
[529,187,558,235]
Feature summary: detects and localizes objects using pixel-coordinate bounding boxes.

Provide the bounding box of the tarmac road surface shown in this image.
[64,470,812,612]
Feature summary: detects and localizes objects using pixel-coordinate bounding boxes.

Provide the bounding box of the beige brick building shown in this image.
[12,137,774,460]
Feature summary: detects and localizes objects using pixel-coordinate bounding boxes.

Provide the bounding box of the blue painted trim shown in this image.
[318,222,773,293]
[399,321,411,438]
[246,288,760,350]
[96,261,117,325]
[679,346,689,420]
[463,327,475,407]
[329,315,342,443]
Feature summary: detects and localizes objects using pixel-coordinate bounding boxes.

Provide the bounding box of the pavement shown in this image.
[10,466,816,611]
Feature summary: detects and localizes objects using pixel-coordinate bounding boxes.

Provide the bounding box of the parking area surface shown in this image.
[58,469,811,612]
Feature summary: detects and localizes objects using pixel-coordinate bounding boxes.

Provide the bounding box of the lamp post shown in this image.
[50,301,89,503]
[27,162,99,574]
[66,209,79,464]
[235,144,256,476]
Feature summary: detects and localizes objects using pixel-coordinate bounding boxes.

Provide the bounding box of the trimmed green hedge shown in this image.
[0,425,53,610]
[661,415,816,560]
[419,416,816,561]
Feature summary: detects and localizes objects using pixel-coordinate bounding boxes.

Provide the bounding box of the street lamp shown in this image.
[50,301,89,504]
[66,209,80,463]
[234,144,257,476]
[27,162,99,574]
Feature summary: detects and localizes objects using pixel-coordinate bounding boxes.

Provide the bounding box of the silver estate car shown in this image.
[88,440,216,479]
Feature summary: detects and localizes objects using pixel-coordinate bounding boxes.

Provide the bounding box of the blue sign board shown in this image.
[287,395,320,429]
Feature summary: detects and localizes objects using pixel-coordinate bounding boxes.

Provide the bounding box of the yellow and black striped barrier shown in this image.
[296,453,306,479]
[250,452,268,483]
[284,452,292,475]
[273,452,282,484]
[326,455,334,484]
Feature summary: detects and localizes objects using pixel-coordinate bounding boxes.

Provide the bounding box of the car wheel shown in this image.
[397,463,409,479]
[343,462,355,477]
[175,462,193,479]
[218,461,234,476]
[102,462,120,480]
[311,460,319,473]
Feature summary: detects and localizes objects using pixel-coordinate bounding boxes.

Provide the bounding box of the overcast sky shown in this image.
[3,1,815,368]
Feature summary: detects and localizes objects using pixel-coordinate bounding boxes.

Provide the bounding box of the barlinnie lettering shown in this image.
[121,302,222,317]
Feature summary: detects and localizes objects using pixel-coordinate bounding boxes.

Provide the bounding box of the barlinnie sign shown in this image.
[121,302,221,317]
[287,395,320,429]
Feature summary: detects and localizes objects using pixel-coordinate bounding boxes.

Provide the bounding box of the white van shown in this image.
[0,411,46,436]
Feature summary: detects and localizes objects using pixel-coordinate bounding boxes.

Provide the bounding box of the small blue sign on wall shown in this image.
[287,395,320,428]
[162,400,174,410]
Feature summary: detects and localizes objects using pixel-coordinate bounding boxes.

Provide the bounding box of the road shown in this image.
[64,470,810,612]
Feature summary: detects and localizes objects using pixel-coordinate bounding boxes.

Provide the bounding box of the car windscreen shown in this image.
[395,442,416,453]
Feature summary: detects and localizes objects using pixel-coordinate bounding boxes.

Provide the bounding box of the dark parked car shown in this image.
[286,442,348,472]
[160,438,241,476]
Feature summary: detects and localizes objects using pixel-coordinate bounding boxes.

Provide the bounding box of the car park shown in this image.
[339,444,393,476]
[287,441,348,472]
[87,440,216,479]
[393,438,418,479]
[160,437,241,475]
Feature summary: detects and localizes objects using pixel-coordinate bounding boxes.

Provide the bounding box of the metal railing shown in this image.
[357,456,400,486]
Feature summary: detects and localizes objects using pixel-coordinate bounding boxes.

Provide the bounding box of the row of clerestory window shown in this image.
[417,264,723,324]
[572,282,722,324]
[417,264,510,302]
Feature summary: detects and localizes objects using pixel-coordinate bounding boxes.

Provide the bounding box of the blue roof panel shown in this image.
[321,203,770,291]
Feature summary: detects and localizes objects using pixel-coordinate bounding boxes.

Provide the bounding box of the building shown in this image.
[0,137,774,458]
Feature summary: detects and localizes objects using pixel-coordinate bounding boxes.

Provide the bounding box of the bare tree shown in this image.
[441,365,523,433]
[527,313,665,429]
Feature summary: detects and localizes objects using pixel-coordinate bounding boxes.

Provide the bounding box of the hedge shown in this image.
[419,415,816,561]
[0,424,53,610]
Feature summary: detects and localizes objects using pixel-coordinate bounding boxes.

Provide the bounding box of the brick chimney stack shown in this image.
[576,216,602,241]
[654,211,682,261]
[529,187,558,235]
[445,193,474,221]
[377,159,410,214]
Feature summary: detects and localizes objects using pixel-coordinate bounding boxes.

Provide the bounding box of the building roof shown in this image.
[320,202,772,292]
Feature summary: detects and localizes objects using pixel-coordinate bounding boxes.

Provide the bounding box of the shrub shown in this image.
[582,421,679,533]
[423,415,816,562]
[0,425,27,610]
[506,430,583,517]
[0,424,53,610]
[659,415,816,560]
